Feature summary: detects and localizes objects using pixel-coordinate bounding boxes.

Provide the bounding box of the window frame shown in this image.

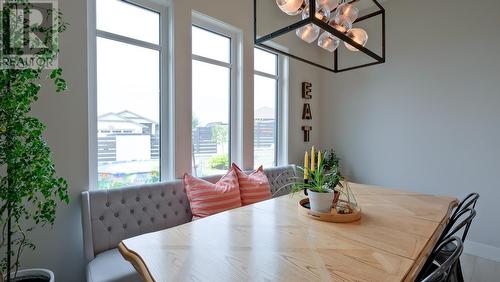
[253,45,289,167]
[191,12,243,175]
[253,47,279,167]
[88,0,173,189]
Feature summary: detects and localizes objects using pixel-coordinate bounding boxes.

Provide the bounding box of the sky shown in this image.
[96,0,277,126]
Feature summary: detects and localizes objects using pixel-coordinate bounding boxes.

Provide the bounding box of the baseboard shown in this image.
[464,240,500,263]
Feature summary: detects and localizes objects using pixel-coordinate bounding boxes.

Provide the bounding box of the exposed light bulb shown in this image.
[276,0,305,16]
[336,3,359,24]
[318,32,340,52]
[296,24,320,43]
[329,16,352,33]
[302,4,330,22]
[317,0,339,11]
[344,28,368,51]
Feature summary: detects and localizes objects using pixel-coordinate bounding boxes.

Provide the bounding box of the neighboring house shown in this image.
[97,112,160,162]
[116,110,159,136]
[98,112,149,136]
[254,107,276,148]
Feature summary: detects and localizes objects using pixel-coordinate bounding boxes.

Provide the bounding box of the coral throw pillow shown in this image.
[183,169,241,219]
[232,163,272,206]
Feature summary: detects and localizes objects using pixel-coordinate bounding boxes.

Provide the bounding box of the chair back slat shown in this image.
[435,193,479,250]
[443,207,476,242]
[420,236,463,282]
[451,193,479,220]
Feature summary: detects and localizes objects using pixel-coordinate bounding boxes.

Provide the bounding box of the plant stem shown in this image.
[5,81,12,282]
[6,203,10,282]
[4,5,13,280]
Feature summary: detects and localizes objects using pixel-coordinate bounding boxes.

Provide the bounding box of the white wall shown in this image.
[319,0,500,259]
[21,0,323,280]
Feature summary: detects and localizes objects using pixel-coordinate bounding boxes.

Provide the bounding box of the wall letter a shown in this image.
[302,103,312,120]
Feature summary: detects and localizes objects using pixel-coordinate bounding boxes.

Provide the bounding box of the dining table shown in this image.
[118,182,457,282]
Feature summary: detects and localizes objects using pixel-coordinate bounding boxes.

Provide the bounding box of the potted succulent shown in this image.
[293,149,344,213]
[1,2,69,281]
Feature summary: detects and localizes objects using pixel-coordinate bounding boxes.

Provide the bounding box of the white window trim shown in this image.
[88,0,173,189]
[253,47,279,167]
[276,50,289,166]
[191,11,244,171]
[253,44,289,167]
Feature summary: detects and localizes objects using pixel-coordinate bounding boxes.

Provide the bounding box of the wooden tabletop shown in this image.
[119,182,457,282]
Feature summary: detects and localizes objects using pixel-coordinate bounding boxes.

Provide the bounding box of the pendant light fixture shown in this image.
[255,0,386,73]
[275,0,305,15]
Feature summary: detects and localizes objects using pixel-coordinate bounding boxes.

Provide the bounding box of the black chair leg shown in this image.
[448,259,464,282]
[456,260,464,282]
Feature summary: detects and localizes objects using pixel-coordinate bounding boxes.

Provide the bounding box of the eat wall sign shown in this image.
[301,82,312,142]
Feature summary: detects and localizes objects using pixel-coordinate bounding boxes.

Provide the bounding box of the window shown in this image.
[191,25,233,177]
[254,48,279,168]
[93,0,167,189]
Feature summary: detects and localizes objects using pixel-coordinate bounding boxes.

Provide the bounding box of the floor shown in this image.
[461,253,500,282]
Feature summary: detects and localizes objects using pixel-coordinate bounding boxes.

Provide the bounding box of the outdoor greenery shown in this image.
[0,1,68,280]
[211,124,228,154]
[98,169,159,189]
[192,117,200,129]
[208,154,229,170]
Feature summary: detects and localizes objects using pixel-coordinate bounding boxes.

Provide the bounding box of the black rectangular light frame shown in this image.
[254,0,385,73]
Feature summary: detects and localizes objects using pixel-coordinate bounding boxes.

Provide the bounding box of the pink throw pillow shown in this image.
[232,163,272,206]
[183,169,241,219]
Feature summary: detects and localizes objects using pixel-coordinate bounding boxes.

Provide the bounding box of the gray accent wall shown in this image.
[319,0,500,253]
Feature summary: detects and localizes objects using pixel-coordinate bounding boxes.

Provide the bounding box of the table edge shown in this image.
[118,192,459,282]
[403,198,459,281]
[118,241,155,282]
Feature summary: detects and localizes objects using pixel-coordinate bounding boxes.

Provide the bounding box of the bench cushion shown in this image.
[265,165,297,197]
[82,165,297,282]
[87,249,140,282]
[83,181,193,259]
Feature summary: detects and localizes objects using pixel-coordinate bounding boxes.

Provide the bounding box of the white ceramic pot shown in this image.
[308,189,334,213]
[6,269,54,282]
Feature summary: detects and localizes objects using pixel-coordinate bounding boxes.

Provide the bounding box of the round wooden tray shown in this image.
[298,198,362,223]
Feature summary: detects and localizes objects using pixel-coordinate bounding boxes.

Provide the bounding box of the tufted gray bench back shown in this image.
[81,165,296,262]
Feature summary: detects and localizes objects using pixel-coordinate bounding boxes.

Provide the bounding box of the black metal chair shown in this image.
[432,207,476,282]
[419,236,464,282]
[441,207,477,243]
[421,200,477,282]
[437,193,479,245]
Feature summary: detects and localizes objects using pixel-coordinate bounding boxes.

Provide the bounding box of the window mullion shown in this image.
[97,29,161,51]
[254,70,278,80]
[192,55,232,69]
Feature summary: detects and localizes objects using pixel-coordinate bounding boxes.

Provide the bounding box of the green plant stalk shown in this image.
[4,7,14,281]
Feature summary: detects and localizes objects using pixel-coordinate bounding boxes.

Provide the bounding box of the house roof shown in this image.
[117,110,158,125]
[98,112,148,129]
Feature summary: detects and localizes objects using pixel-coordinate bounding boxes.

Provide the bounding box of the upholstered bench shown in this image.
[81,165,297,282]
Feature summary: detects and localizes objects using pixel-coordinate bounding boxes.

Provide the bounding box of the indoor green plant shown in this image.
[322,149,343,192]
[293,151,344,213]
[292,150,344,212]
[0,1,69,281]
